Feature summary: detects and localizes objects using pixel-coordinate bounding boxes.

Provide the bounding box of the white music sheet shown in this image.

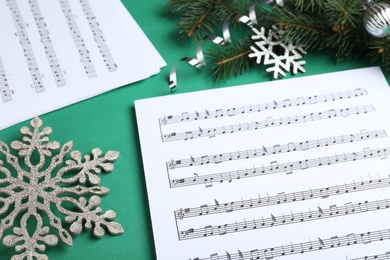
[135,67,390,260]
[0,0,165,130]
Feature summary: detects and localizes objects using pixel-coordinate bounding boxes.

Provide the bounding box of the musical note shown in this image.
[214,199,220,210]
[159,89,369,125]
[361,231,372,244]
[181,112,190,121]
[182,228,194,237]
[170,147,390,188]
[59,0,97,78]
[200,155,210,165]
[277,192,287,204]
[29,0,66,87]
[378,148,388,159]
[218,224,227,235]
[355,88,366,96]
[283,99,291,107]
[328,109,337,117]
[265,117,274,127]
[178,198,390,240]
[299,141,309,151]
[264,247,275,259]
[213,154,223,164]
[185,131,194,140]
[346,233,357,245]
[198,127,204,136]
[189,228,390,259]
[319,188,329,199]
[238,249,244,260]
[250,249,260,260]
[208,129,216,138]
[203,225,213,236]
[227,108,236,117]
[8,0,45,92]
[273,144,282,154]
[204,177,213,188]
[329,205,339,215]
[224,202,234,213]
[309,95,318,104]
[188,111,197,121]
[215,109,224,117]
[344,202,355,214]
[270,161,279,171]
[200,204,209,215]
[286,142,297,152]
[284,164,293,175]
[348,251,390,260]
[162,105,375,142]
[0,56,12,102]
[299,159,308,170]
[330,236,340,247]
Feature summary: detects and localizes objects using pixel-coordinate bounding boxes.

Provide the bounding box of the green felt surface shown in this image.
[1,1,390,259]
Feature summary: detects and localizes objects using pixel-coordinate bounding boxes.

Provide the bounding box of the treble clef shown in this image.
[177,208,185,220]
[169,159,176,170]
[161,116,168,125]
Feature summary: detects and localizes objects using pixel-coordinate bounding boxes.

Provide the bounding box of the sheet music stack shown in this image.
[135,67,390,260]
[0,0,165,130]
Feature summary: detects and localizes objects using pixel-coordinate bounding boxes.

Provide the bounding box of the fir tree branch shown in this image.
[167,0,390,79]
[167,0,254,41]
[369,36,390,69]
[271,7,332,49]
[217,0,235,16]
[187,1,217,37]
[208,37,254,81]
[325,0,364,28]
[293,0,327,13]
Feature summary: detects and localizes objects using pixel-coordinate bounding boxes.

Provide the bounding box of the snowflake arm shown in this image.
[58,196,123,237]
[55,148,119,185]
[0,117,123,260]
[249,26,307,79]
[0,142,29,178]
[3,213,58,260]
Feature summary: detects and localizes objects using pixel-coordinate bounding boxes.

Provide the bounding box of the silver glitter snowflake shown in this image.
[0,117,123,260]
[248,25,306,79]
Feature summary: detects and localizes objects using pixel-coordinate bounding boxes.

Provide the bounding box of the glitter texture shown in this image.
[0,117,123,260]
[249,26,306,79]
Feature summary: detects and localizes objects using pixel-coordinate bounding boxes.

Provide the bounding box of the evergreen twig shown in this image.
[167,0,390,80]
[207,37,254,81]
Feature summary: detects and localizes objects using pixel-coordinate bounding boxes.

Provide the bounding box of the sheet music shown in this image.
[135,67,390,260]
[0,0,165,130]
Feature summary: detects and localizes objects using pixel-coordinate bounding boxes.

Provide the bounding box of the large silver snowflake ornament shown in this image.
[0,117,123,260]
[249,25,307,79]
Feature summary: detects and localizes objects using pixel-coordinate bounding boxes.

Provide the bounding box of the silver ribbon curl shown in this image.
[168,0,283,92]
[168,36,224,91]
[169,2,259,91]
[168,0,285,91]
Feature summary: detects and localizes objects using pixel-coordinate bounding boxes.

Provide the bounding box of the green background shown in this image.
[1,0,389,259]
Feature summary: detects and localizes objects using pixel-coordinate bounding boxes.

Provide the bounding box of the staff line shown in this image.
[160,88,368,125]
[174,175,390,220]
[167,129,386,170]
[162,105,375,142]
[170,147,389,188]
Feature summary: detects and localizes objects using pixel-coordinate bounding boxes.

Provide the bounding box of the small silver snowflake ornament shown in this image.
[0,117,123,260]
[249,25,306,79]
